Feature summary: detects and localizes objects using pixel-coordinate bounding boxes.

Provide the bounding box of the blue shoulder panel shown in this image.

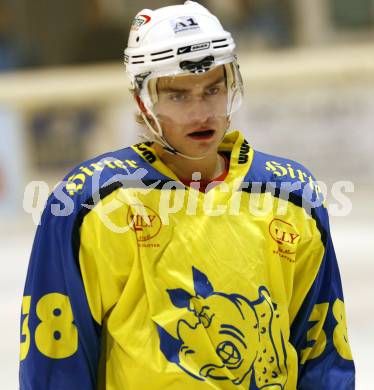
[60,144,173,201]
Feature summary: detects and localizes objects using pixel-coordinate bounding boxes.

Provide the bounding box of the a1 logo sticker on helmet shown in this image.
[171,16,201,34]
[131,14,151,31]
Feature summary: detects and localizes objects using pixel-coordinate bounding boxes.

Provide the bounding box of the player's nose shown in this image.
[187,99,212,123]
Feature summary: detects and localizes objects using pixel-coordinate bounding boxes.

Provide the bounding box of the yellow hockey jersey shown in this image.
[20,131,355,389]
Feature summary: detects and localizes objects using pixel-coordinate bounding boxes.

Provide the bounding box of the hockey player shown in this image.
[20,1,355,389]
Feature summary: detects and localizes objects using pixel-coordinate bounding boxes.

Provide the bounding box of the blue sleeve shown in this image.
[290,207,355,389]
[19,192,101,389]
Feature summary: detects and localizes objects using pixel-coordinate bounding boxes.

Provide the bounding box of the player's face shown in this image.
[154,65,229,158]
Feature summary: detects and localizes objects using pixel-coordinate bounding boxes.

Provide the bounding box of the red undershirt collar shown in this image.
[179,153,230,192]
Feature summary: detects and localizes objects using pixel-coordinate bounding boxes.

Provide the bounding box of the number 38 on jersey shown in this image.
[20,293,78,360]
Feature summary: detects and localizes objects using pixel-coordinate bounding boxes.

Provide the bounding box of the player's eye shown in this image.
[169,92,188,102]
[205,82,226,96]
[205,86,220,95]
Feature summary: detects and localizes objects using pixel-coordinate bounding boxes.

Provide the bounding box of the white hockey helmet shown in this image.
[124,1,243,157]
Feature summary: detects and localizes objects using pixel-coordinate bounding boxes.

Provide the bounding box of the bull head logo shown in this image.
[157,266,288,389]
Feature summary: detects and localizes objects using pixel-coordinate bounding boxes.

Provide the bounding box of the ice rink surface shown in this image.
[1,187,373,389]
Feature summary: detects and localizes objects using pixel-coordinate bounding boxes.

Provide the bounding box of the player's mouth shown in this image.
[187,129,215,140]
